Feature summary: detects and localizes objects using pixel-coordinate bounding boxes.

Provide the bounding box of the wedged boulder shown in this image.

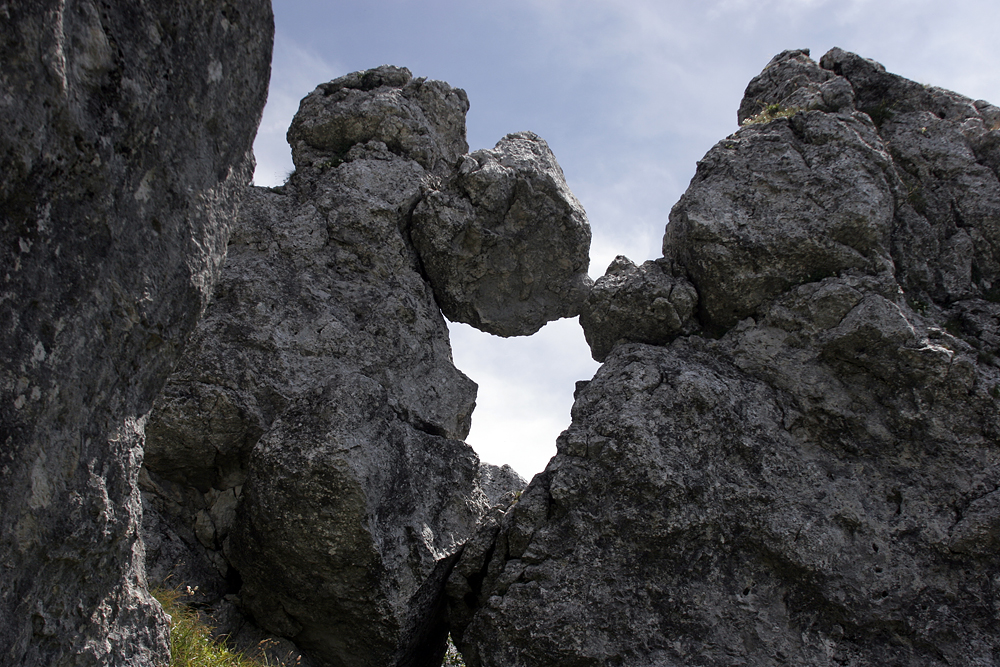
[412,131,593,337]
[449,49,1000,666]
[142,67,536,667]
[579,255,698,362]
[0,1,272,665]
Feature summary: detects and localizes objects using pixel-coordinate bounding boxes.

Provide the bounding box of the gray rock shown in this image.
[142,67,555,667]
[477,463,528,507]
[412,131,593,337]
[287,65,469,176]
[738,48,854,124]
[817,48,1000,305]
[580,255,698,362]
[229,378,486,667]
[450,49,1000,666]
[0,1,272,665]
[664,105,899,333]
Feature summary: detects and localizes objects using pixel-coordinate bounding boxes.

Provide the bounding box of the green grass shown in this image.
[154,588,464,667]
[741,103,799,126]
[443,635,466,666]
[152,588,273,667]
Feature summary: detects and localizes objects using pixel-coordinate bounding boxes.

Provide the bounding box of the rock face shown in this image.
[141,66,549,667]
[0,2,272,666]
[454,48,1000,666]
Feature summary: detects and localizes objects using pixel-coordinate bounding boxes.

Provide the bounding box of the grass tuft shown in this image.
[152,588,273,667]
[443,635,466,666]
[741,103,799,126]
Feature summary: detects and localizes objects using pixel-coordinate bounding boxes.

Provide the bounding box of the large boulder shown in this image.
[141,66,534,667]
[412,131,592,336]
[0,1,272,665]
[452,48,1000,666]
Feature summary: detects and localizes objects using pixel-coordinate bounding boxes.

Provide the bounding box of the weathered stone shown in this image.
[477,463,527,507]
[450,49,1000,666]
[412,131,592,337]
[738,48,855,124]
[580,255,698,362]
[664,105,899,333]
[142,67,532,667]
[0,1,272,665]
[287,65,469,176]
[817,48,1000,305]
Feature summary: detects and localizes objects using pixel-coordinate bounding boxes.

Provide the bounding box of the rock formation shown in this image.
[580,255,698,362]
[140,66,555,667]
[450,48,1000,666]
[412,131,592,337]
[0,2,272,665]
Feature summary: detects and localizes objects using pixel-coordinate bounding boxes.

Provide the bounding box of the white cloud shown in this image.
[449,318,599,478]
[252,34,342,187]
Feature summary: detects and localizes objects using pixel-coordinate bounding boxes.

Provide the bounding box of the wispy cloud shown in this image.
[253,34,341,186]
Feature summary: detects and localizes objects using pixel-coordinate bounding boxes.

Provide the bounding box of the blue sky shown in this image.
[253,0,1000,478]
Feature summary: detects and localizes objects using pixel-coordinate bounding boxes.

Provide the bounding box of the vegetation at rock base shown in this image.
[443,636,466,666]
[153,587,466,666]
[152,588,273,667]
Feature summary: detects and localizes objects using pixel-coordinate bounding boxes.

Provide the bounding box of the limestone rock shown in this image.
[0,1,272,665]
[664,103,899,333]
[450,49,1000,666]
[287,65,469,176]
[412,131,593,337]
[738,48,855,124]
[142,67,541,667]
[820,48,1000,305]
[579,255,698,362]
[477,463,528,507]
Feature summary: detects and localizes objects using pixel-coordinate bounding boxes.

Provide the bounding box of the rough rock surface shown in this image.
[141,66,538,667]
[580,255,698,361]
[0,2,272,665]
[412,131,592,336]
[453,48,1000,666]
[477,463,527,507]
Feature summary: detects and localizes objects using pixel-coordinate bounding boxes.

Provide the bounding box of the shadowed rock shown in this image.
[142,67,535,667]
[0,1,272,665]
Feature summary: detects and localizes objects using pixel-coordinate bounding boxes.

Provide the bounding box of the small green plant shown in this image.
[741,102,800,126]
[152,588,270,667]
[907,297,928,314]
[443,635,466,667]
